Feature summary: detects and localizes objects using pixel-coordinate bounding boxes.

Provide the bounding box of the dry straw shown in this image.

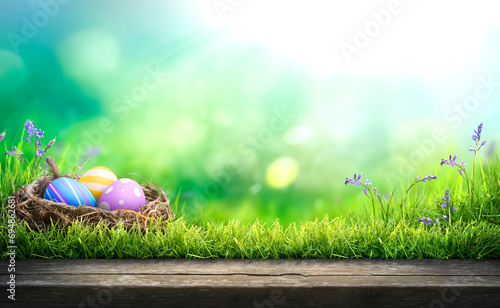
[14,157,175,231]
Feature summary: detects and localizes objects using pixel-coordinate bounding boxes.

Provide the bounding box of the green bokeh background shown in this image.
[1,0,500,225]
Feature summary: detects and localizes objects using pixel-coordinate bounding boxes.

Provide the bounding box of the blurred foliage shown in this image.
[1,0,500,225]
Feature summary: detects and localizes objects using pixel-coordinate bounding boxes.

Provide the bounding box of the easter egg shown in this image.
[79,166,117,200]
[44,177,96,207]
[97,178,146,212]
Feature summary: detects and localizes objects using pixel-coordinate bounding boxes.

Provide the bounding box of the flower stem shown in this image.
[376,192,386,220]
[361,183,376,219]
[448,202,451,225]
[460,167,471,195]
[402,179,421,208]
[472,146,479,205]
[33,156,43,177]
[30,138,37,179]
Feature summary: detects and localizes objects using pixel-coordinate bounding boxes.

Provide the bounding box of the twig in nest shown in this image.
[78,212,100,218]
[42,204,72,225]
[17,200,31,207]
[11,183,25,191]
[116,208,151,220]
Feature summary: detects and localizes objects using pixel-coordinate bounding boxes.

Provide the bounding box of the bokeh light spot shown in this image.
[266,157,299,189]
[284,125,312,144]
[58,30,120,80]
[0,50,25,95]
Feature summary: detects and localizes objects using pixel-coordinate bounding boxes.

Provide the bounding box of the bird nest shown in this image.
[14,173,175,231]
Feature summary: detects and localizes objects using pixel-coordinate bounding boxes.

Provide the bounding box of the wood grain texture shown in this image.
[1,259,499,308]
[10,259,500,275]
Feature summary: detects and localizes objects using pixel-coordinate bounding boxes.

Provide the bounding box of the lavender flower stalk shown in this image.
[24,119,55,177]
[469,123,486,153]
[345,173,377,217]
[441,189,457,224]
[18,119,56,178]
[418,189,457,226]
[417,217,439,225]
[5,146,23,161]
[440,154,470,194]
[469,123,486,205]
[402,174,438,207]
[441,189,453,225]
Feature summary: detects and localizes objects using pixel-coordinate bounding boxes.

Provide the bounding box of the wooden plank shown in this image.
[9,259,500,276]
[6,285,499,308]
[1,260,499,307]
[6,273,500,287]
[2,276,499,308]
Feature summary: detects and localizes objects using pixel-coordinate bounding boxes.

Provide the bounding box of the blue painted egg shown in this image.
[44,177,96,207]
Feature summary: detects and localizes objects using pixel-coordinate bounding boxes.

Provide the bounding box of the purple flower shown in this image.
[418,174,437,183]
[345,173,372,196]
[418,216,439,226]
[36,148,45,157]
[36,129,44,139]
[5,146,24,161]
[420,190,454,225]
[25,119,34,130]
[25,120,37,136]
[452,206,457,212]
[419,216,440,225]
[475,123,483,137]
[470,123,486,153]
[441,189,450,208]
[39,162,49,172]
[5,146,17,156]
[441,155,467,178]
[26,137,31,144]
[417,217,428,223]
[345,173,363,187]
[441,154,458,168]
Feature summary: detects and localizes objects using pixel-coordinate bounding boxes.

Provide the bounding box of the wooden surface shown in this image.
[1,259,500,307]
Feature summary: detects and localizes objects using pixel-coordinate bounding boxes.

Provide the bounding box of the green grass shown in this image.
[1,216,499,259]
[1,139,500,259]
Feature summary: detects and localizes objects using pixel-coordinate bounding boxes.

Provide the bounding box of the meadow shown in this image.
[1,123,499,259]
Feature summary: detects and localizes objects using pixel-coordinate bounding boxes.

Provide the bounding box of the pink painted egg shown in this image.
[97,178,146,212]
